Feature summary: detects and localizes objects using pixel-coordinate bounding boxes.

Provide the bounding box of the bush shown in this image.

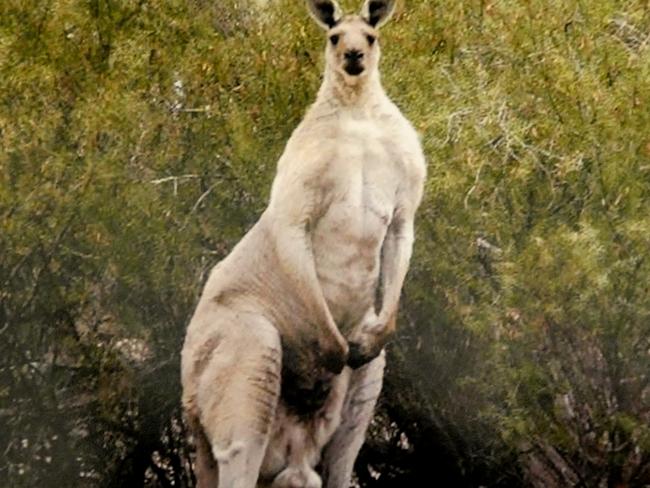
[1,0,648,485]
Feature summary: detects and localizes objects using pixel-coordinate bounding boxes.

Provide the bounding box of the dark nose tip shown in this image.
[344,50,363,61]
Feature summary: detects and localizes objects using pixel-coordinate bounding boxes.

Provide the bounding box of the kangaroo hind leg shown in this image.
[320,352,385,488]
[196,314,282,488]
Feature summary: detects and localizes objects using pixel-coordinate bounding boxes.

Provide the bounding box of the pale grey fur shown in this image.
[181,1,425,486]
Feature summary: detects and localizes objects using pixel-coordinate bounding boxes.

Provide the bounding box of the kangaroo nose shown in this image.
[344,50,363,61]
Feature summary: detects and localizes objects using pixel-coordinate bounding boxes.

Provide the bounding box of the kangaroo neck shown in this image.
[315,67,385,110]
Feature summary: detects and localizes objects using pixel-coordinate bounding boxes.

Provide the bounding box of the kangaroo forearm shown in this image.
[377,232,413,322]
[273,230,340,339]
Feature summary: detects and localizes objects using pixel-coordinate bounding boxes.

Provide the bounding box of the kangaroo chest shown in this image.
[312,117,403,330]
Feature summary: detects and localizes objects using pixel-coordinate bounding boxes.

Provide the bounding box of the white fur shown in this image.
[181,1,425,486]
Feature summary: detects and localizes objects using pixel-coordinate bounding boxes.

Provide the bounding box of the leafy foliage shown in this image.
[1,0,648,486]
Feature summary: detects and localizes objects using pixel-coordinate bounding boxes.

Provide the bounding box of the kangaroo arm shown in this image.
[376,159,425,326]
[376,212,414,325]
[272,220,334,328]
[268,180,348,373]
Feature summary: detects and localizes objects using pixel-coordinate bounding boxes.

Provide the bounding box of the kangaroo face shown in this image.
[326,17,380,78]
[307,0,396,82]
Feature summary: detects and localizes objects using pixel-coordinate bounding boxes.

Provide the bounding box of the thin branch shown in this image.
[190,183,219,214]
[150,174,200,197]
[149,175,199,185]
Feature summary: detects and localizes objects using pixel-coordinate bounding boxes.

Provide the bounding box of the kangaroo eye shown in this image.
[329,34,340,46]
[366,34,376,45]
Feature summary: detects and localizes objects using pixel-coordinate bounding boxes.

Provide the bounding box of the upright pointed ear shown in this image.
[361,0,396,28]
[306,0,343,30]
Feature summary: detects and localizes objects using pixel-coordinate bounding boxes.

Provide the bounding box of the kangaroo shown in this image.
[181,1,426,486]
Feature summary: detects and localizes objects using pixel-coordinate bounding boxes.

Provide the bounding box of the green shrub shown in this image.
[1,0,648,485]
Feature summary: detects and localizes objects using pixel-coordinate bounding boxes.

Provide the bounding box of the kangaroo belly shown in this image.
[313,199,391,332]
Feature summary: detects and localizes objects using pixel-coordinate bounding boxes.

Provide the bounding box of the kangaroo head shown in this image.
[307,0,396,82]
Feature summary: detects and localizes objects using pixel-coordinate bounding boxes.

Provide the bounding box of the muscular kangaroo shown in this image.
[181,1,426,486]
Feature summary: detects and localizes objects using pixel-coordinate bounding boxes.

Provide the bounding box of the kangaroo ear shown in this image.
[306,0,343,30]
[361,0,396,28]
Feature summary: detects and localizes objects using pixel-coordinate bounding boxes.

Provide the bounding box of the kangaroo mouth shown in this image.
[344,63,365,76]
